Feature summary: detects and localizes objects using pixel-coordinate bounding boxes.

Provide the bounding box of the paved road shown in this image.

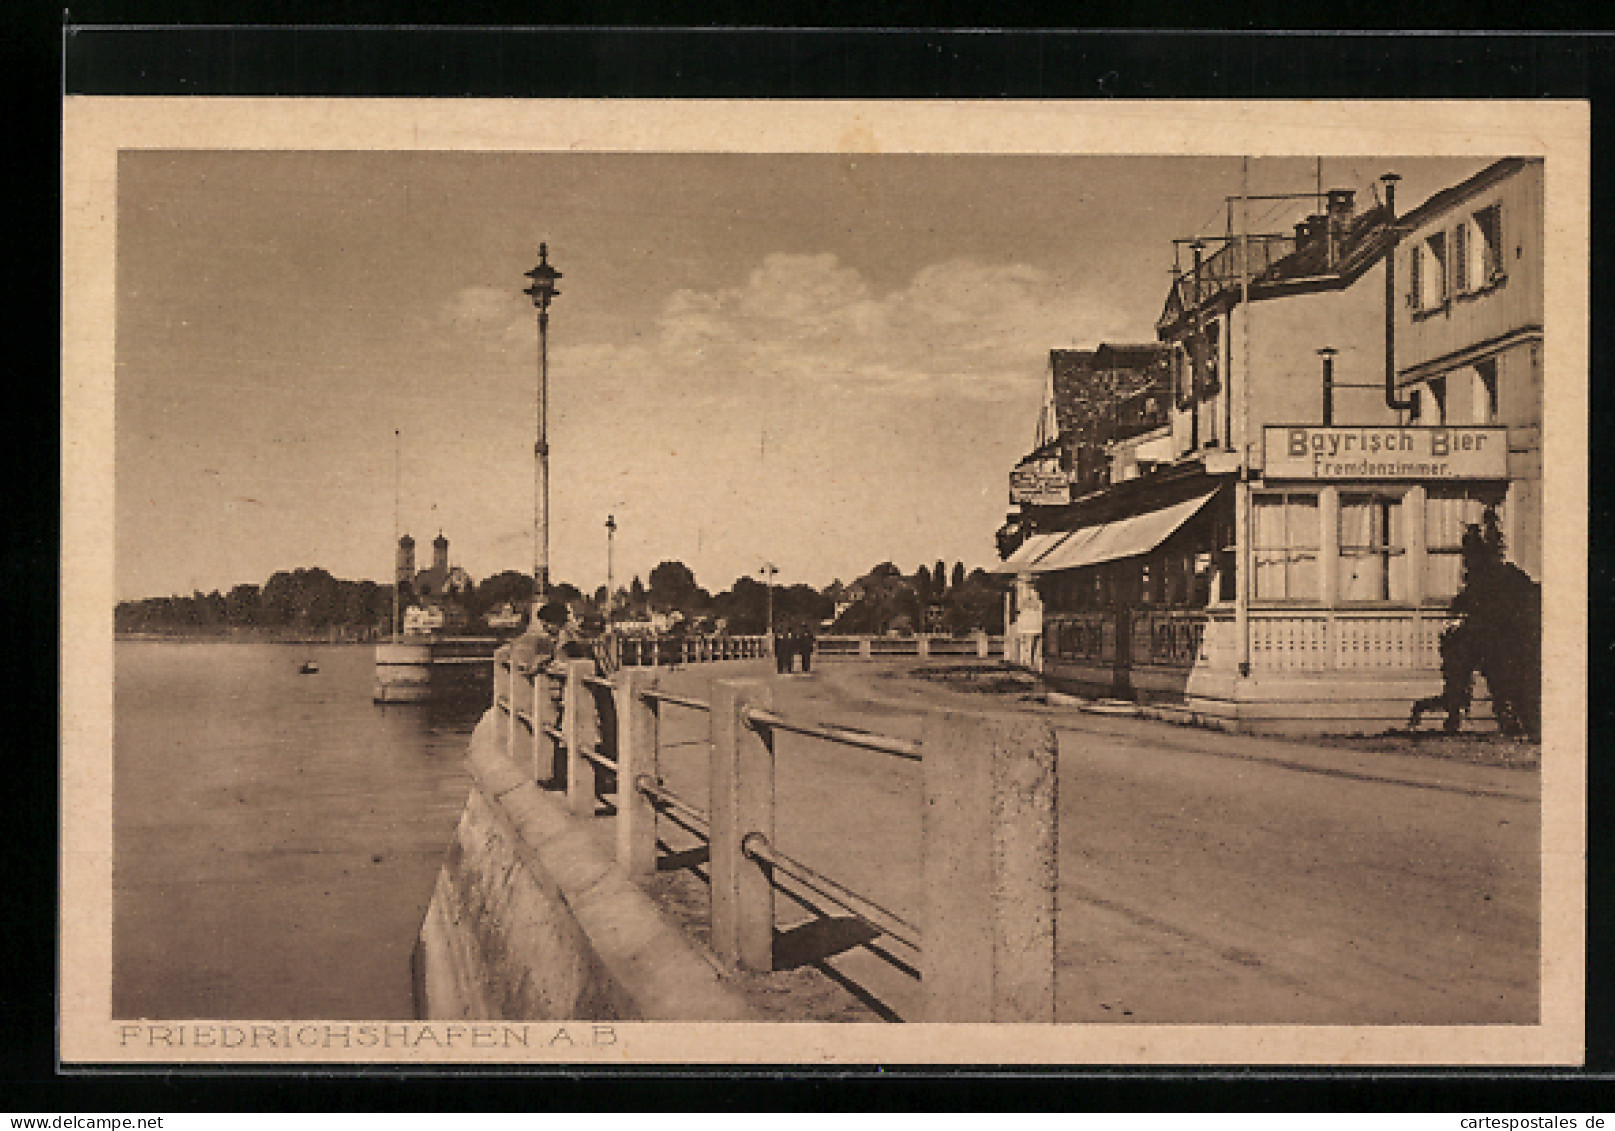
[640,658,1538,1024]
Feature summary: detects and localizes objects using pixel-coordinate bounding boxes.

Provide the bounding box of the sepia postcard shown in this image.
[61,98,1588,1066]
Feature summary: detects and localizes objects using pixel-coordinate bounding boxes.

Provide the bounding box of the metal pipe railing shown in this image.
[639,689,711,713]
[741,832,921,953]
[636,774,710,836]
[581,747,618,774]
[743,707,923,761]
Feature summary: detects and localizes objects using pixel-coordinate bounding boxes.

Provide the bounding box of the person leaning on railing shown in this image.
[508,603,563,676]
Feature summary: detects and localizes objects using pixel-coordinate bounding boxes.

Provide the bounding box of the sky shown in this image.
[114,151,1489,602]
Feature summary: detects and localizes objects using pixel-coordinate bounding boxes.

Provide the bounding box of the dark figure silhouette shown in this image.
[1408,511,1541,738]
[1409,622,1479,734]
[775,631,793,675]
[798,626,816,673]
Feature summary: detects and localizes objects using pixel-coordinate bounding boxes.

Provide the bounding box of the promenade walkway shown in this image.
[577,657,1539,1024]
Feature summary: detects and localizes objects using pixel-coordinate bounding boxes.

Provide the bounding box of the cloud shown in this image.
[440,285,531,346]
[569,252,1137,406]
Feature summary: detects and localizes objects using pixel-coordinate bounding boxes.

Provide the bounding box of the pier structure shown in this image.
[373,636,499,703]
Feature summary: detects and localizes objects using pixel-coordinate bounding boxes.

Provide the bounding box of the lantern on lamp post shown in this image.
[523,243,562,621]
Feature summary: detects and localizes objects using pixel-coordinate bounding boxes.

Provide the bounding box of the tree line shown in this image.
[116,557,1009,637]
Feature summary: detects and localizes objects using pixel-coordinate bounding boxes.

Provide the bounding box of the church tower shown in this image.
[432,531,449,573]
[396,534,416,589]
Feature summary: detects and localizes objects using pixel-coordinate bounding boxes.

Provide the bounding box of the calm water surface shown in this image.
[113,640,480,1019]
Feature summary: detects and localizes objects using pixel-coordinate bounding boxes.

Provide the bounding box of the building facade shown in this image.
[998,343,1171,667]
[997,159,1543,734]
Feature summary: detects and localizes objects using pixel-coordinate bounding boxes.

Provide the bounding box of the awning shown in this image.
[1026,490,1219,574]
[990,531,1069,574]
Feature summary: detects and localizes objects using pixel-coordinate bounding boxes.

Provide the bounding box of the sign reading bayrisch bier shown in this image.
[1263,425,1509,480]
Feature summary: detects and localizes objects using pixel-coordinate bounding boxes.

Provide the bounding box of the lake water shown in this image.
[113,640,481,1019]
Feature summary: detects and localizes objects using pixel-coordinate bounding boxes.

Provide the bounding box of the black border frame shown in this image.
[28,14,1615,1110]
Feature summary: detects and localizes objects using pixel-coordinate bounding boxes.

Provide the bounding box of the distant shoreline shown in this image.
[115,627,383,644]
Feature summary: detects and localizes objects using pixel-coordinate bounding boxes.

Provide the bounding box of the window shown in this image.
[1457,204,1505,294]
[1200,319,1221,447]
[1410,232,1449,312]
[1339,493,1408,602]
[1172,343,1193,411]
[1214,512,1237,603]
[1474,359,1499,424]
[1409,377,1447,426]
[1253,492,1320,601]
[1424,488,1505,601]
[1193,551,1214,607]
[1162,549,1197,608]
[1443,361,1498,426]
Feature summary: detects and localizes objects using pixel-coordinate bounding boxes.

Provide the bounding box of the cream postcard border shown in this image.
[60,98,1589,1065]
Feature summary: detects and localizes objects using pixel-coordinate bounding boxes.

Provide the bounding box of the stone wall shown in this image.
[415,712,753,1022]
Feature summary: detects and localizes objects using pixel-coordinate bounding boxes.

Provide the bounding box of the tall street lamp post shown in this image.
[523,243,562,621]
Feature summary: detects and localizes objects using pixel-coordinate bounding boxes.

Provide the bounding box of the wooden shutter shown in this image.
[1454,220,1470,293]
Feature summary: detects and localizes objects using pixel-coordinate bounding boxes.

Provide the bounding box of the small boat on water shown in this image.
[299,660,321,675]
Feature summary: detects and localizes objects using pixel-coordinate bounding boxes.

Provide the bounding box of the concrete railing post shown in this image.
[859,638,872,659]
[976,631,990,659]
[495,649,513,761]
[521,665,535,772]
[614,668,659,875]
[917,636,930,659]
[709,679,775,972]
[563,659,597,816]
[538,669,562,786]
[921,711,1058,1022]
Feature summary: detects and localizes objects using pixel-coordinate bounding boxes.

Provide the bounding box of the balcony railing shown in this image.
[1044,607,1455,673]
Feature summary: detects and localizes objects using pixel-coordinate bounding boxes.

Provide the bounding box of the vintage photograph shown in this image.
[61,100,1587,1065]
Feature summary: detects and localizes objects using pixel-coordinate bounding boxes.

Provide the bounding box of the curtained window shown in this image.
[1253,492,1320,601]
[1339,493,1408,602]
[1425,488,1505,601]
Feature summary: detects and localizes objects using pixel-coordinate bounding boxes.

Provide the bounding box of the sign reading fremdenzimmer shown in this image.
[1263,425,1509,480]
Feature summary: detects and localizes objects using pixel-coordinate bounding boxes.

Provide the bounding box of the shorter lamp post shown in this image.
[605,514,617,624]
[1318,346,1338,426]
[760,562,778,641]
